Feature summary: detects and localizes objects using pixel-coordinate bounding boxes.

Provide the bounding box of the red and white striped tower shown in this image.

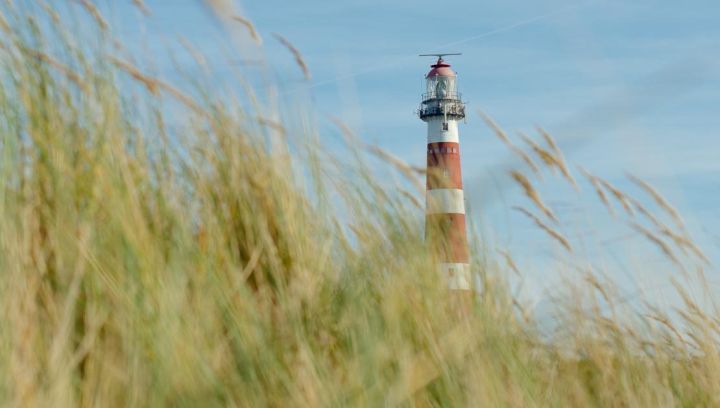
[418,55,471,292]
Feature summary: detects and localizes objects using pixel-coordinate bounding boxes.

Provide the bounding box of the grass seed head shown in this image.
[630,222,684,272]
[232,15,262,45]
[73,0,108,30]
[132,0,151,16]
[479,110,541,176]
[513,206,572,252]
[536,127,578,190]
[598,178,635,217]
[510,170,558,223]
[627,173,686,231]
[273,33,311,80]
[579,167,615,216]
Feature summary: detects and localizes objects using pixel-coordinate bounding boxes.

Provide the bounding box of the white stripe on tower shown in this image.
[426,189,465,214]
[427,118,459,143]
[440,263,471,291]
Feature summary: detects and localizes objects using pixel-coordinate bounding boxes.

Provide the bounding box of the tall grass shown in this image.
[0,2,718,406]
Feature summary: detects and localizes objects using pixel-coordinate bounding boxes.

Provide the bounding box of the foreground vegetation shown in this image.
[0,2,718,406]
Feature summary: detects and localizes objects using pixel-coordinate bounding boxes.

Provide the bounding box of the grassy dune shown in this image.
[0,2,718,406]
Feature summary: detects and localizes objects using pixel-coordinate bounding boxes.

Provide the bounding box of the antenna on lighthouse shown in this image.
[418,53,462,59]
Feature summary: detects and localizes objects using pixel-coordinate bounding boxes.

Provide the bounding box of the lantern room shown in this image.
[418,56,465,121]
[425,58,458,100]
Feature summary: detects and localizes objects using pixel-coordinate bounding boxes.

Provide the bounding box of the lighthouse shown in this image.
[418,55,471,292]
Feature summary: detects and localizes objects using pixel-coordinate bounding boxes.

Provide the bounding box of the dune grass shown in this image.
[0,2,719,406]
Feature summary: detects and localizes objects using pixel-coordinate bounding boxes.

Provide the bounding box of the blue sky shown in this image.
[93,0,720,310]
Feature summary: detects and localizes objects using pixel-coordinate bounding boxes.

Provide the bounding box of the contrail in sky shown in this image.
[437,1,595,49]
[302,1,596,91]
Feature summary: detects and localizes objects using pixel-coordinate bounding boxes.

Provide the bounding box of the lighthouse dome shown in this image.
[426,58,456,78]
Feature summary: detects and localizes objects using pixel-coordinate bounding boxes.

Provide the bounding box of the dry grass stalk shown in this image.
[478,111,540,175]
[629,197,663,232]
[398,188,423,210]
[232,15,262,45]
[178,37,209,72]
[646,313,689,348]
[410,164,426,175]
[73,0,108,30]
[109,56,159,94]
[202,0,234,17]
[630,197,709,264]
[14,47,88,93]
[677,284,720,333]
[673,283,704,317]
[627,174,686,231]
[394,324,477,404]
[29,49,84,88]
[626,175,707,264]
[366,144,424,193]
[109,56,205,115]
[579,167,614,216]
[630,222,683,270]
[240,247,263,282]
[39,1,61,25]
[0,9,9,34]
[257,116,286,134]
[329,116,358,145]
[520,132,558,170]
[272,33,311,80]
[537,126,560,152]
[499,249,521,276]
[512,298,532,324]
[598,178,635,217]
[584,272,612,306]
[132,0,151,16]
[510,170,557,223]
[330,117,424,193]
[661,228,709,265]
[514,206,572,252]
[536,127,578,190]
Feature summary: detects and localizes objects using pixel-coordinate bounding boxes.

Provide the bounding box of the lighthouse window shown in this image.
[442,122,449,131]
[427,76,457,99]
[436,80,447,98]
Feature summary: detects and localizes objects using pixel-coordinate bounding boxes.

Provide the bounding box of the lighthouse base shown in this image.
[439,263,471,291]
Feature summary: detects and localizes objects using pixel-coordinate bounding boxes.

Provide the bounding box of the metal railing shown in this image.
[418,101,466,119]
[421,91,462,101]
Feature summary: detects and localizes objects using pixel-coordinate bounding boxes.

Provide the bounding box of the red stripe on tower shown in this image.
[418,56,471,291]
